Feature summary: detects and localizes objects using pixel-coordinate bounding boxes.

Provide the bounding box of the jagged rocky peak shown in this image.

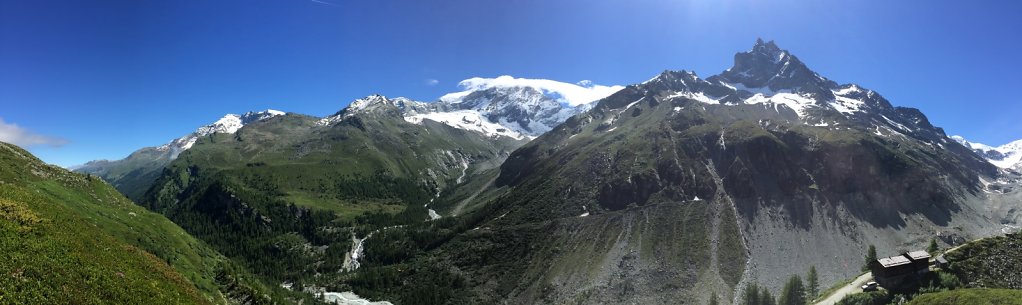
[712,39,837,96]
[159,109,286,156]
[318,94,423,126]
[336,94,399,118]
[635,70,740,105]
[345,94,393,112]
[629,39,918,121]
[638,40,858,114]
[193,109,286,137]
[645,70,702,87]
[240,109,286,122]
[614,39,967,152]
[344,94,429,114]
[389,97,431,114]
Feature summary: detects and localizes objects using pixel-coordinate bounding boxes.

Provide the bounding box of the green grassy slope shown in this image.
[148,112,520,217]
[0,142,299,304]
[945,232,1022,289]
[0,142,212,304]
[907,288,1022,305]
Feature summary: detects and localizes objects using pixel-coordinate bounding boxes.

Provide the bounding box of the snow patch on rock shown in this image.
[404,110,528,140]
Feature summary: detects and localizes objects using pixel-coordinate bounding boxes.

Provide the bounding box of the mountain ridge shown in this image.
[75,77,622,199]
[73,109,286,201]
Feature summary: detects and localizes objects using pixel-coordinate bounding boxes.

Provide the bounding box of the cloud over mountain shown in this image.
[440,75,623,106]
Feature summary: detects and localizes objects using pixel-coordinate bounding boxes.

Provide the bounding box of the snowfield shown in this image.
[404,110,528,140]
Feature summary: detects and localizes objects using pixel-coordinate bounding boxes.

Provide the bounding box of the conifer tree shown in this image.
[807,265,819,300]
[863,245,877,271]
[760,289,776,305]
[778,275,807,305]
[743,284,761,305]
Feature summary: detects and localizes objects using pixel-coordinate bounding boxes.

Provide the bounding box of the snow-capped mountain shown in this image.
[432,76,622,137]
[318,76,623,140]
[951,136,1022,170]
[628,38,955,150]
[159,109,286,158]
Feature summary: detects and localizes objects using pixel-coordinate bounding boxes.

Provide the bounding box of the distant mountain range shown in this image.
[74,77,620,201]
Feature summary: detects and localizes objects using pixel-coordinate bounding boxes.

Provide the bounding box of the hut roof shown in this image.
[906,250,930,261]
[877,255,911,268]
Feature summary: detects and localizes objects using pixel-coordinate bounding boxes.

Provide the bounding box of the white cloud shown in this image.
[0,118,68,148]
[440,75,624,106]
[310,0,338,7]
[425,79,440,86]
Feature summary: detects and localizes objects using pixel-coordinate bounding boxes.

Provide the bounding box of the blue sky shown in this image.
[2,0,1021,167]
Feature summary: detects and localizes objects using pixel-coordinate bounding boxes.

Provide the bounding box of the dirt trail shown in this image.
[813,272,872,305]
